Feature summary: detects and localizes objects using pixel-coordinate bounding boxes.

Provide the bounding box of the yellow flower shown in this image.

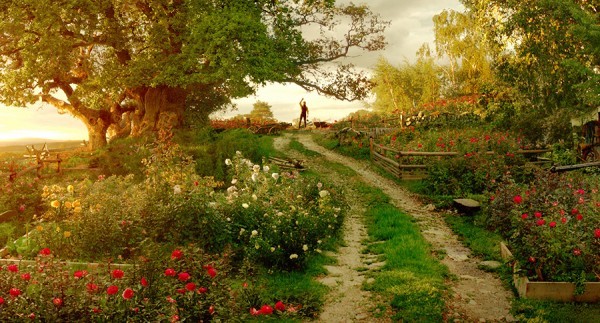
[55,226,61,233]
[64,201,72,209]
[36,225,44,232]
[73,200,81,208]
[67,185,74,193]
[74,207,82,213]
[50,200,60,208]
[63,231,71,238]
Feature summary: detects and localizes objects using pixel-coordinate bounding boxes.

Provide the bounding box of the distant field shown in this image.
[0,140,84,158]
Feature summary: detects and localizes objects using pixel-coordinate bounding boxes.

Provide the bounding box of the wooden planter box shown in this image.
[501,242,600,302]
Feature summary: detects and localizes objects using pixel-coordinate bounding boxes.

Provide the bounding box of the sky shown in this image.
[0,0,463,141]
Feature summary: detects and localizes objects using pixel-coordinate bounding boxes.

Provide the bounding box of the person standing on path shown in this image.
[299,98,309,128]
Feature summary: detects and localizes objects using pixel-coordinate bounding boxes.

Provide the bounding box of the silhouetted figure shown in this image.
[299,98,308,128]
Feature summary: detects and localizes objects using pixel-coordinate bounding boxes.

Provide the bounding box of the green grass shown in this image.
[311,132,370,160]
[444,213,504,261]
[290,140,449,322]
[288,138,322,157]
[358,182,449,322]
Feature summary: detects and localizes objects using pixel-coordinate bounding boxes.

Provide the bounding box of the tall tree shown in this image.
[433,8,496,96]
[0,0,388,148]
[371,46,441,116]
[248,101,275,122]
[463,0,599,112]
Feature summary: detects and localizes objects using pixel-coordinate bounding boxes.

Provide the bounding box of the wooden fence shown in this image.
[1,143,92,182]
[369,138,552,180]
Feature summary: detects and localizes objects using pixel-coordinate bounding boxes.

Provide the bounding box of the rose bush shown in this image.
[0,246,302,321]
[485,169,600,285]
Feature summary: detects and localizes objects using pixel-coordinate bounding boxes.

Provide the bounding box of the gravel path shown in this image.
[276,132,515,322]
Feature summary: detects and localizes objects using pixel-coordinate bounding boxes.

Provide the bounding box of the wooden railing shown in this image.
[1,143,88,182]
[369,138,552,180]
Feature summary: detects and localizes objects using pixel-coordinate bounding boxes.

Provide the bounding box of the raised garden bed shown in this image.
[501,242,600,302]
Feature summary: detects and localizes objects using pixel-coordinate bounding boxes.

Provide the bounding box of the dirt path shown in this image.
[275,133,514,322]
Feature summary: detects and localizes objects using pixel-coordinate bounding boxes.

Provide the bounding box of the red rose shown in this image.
[92,308,102,314]
[576,214,583,221]
[260,305,273,315]
[140,277,149,287]
[561,217,567,224]
[9,288,21,297]
[122,288,134,300]
[21,273,31,281]
[250,308,260,316]
[7,264,18,272]
[107,285,119,295]
[18,204,26,212]
[198,287,208,294]
[87,283,99,293]
[53,298,63,307]
[209,305,215,315]
[164,268,176,277]
[73,270,87,279]
[177,272,190,281]
[185,282,196,291]
[571,208,579,215]
[536,219,546,226]
[528,256,536,263]
[176,288,186,294]
[513,195,523,204]
[275,301,286,311]
[521,213,528,219]
[171,249,183,260]
[206,266,217,278]
[595,229,600,239]
[171,315,180,322]
[573,249,582,256]
[534,211,542,218]
[0,297,4,305]
[111,269,124,279]
[39,248,52,256]
[28,313,35,320]
[549,221,556,228]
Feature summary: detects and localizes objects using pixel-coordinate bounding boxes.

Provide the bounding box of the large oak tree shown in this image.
[0,0,388,148]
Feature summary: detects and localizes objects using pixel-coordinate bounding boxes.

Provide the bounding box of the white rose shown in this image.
[251,173,258,182]
[242,203,249,209]
[251,230,258,237]
[289,254,298,260]
[253,164,260,173]
[263,165,270,173]
[319,190,329,198]
[173,185,182,194]
[270,247,275,252]
[236,151,242,156]
[272,173,279,180]
[302,244,308,251]
[225,159,232,166]
[231,178,238,185]
[252,194,258,201]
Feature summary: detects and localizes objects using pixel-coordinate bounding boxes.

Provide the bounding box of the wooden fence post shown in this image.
[369,137,373,161]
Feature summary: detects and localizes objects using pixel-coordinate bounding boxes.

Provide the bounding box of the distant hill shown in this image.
[0,139,85,155]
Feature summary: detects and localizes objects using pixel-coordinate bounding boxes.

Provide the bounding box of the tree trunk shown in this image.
[83,116,109,150]
[131,85,187,136]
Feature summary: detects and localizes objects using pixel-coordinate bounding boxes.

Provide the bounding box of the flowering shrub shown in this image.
[220,152,345,269]
[15,131,345,272]
[0,246,301,321]
[382,128,532,195]
[486,170,600,285]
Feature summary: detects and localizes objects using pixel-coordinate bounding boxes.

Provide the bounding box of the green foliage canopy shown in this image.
[0,0,388,148]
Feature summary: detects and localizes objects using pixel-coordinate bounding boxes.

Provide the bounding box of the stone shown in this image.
[479,260,503,271]
[453,198,481,214]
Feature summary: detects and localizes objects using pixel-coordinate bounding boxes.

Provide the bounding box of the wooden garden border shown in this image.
[500,242,600,302]
[369,138,551,180]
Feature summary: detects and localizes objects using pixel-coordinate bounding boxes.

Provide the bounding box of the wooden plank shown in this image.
[399,164,428,169]
[372,151,399,167]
